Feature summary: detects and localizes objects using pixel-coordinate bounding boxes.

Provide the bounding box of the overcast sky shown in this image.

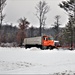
[3,0,69,28]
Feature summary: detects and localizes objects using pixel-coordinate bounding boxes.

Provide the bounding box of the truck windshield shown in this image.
[48,37,54,40]
[43,36,54,41]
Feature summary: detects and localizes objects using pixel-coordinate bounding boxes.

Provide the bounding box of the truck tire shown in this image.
[25,45,29,49]
[41,46,47,50]
[49,46,53,50]
[25,45,27,49]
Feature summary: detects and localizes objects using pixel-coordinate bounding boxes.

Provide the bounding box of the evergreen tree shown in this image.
[59,0,75,49]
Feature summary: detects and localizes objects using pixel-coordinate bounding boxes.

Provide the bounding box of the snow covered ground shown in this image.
[0,47,75,74]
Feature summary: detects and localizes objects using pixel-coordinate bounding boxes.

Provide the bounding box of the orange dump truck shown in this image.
[23,35,55,50]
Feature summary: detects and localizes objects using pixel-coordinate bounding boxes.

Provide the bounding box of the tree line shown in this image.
[0,23,63,46]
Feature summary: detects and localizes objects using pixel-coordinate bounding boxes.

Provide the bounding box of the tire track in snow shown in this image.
[0,61,35,71]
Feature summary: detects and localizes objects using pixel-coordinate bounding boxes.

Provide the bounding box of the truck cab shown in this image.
[42,36,55,49]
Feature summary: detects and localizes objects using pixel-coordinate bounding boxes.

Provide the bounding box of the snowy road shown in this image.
[0,47,75,74]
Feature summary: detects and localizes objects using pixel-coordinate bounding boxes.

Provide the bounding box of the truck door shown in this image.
[42,36,48,46]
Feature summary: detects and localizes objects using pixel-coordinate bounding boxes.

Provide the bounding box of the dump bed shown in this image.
[23,36,42,45]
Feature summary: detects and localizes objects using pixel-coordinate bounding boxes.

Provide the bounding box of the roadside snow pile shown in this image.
[0,47,75,74]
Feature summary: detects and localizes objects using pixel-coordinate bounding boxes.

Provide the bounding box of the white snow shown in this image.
[0,47,75,74]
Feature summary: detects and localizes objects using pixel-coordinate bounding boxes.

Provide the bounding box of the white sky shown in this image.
[3,0,69,28]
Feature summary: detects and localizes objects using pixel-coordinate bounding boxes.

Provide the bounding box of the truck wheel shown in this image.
[25,45,28,49]
[49,46,53,50]
[41,46,47,50]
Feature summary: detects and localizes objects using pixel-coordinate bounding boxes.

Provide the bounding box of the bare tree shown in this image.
[17,17,30,46]
[52,15,61,40]
[0,0,6,28]
[30,26,34,37]
[35,0,50,36]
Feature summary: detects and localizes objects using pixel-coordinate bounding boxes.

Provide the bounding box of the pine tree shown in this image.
[59,0,75,49]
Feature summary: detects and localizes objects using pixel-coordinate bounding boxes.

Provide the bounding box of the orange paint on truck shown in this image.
[42,36,55,46]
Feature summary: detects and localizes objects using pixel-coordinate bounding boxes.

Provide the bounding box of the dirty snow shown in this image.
[0,47,75,74]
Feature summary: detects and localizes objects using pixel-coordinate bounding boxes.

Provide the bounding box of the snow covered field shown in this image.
[0,47,75,74]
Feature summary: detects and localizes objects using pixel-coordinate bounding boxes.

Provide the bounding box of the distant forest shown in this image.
[0,24,63,45]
